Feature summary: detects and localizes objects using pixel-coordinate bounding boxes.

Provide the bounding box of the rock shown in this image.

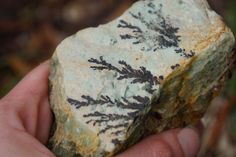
[48,0,235,156]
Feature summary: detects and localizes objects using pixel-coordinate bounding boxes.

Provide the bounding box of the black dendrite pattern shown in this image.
[88,56,159,94]
[67,95,150,136]
[68,95,114,109]
[84,112,130,127]
[118,2,180,52]
[116,96,150,110]
[117,1,196,59]
[171,64,180,70]
[174,48,195,58]
[67,56,154,139]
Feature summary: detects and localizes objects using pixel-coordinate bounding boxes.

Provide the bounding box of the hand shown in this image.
[0,61,54,157]
[0,61,200,157]
[118,128,200,157]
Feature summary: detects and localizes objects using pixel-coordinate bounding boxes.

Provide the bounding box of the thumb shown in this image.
[116,128,200,157]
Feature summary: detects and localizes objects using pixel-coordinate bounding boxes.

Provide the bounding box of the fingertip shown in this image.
[35,60,50,77]
[40,60,50,68]
[177,128,200,157]
[117,129,180,157]
[117,128,200,157]
[4,60,50,99]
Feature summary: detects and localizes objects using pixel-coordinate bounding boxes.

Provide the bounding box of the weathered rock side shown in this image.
[48,0,235,156]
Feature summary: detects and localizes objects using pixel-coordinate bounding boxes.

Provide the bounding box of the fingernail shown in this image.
[177,128,200,157]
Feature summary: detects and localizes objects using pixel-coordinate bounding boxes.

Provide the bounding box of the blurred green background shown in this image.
[0,0,236,156]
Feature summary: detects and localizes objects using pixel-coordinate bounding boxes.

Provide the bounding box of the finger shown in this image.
[0,126,55,157]
[117,128,200,157]
[35,96,53,144]
[0,61,52,143]
[2,60,50,105]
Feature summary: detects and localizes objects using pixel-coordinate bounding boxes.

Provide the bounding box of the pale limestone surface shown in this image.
[49,0,235,156]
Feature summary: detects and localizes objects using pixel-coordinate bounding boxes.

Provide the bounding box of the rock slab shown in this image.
[48,0,235,156]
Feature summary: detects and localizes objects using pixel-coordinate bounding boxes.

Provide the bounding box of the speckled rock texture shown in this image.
[48,0,235,156]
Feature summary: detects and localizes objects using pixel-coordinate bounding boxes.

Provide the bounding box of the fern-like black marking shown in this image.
[68,94,150,136]
[116,96,150,110]
[118,2,180,51]
[174,48,195,58]
[118,20,142,33]
[88,56,159,94]
[68,95,114,109]
[117,2,195,59]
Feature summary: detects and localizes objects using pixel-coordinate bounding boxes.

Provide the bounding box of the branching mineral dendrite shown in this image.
[48,0,235,156]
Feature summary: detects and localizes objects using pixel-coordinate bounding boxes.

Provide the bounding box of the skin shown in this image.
[0,61,200,157]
